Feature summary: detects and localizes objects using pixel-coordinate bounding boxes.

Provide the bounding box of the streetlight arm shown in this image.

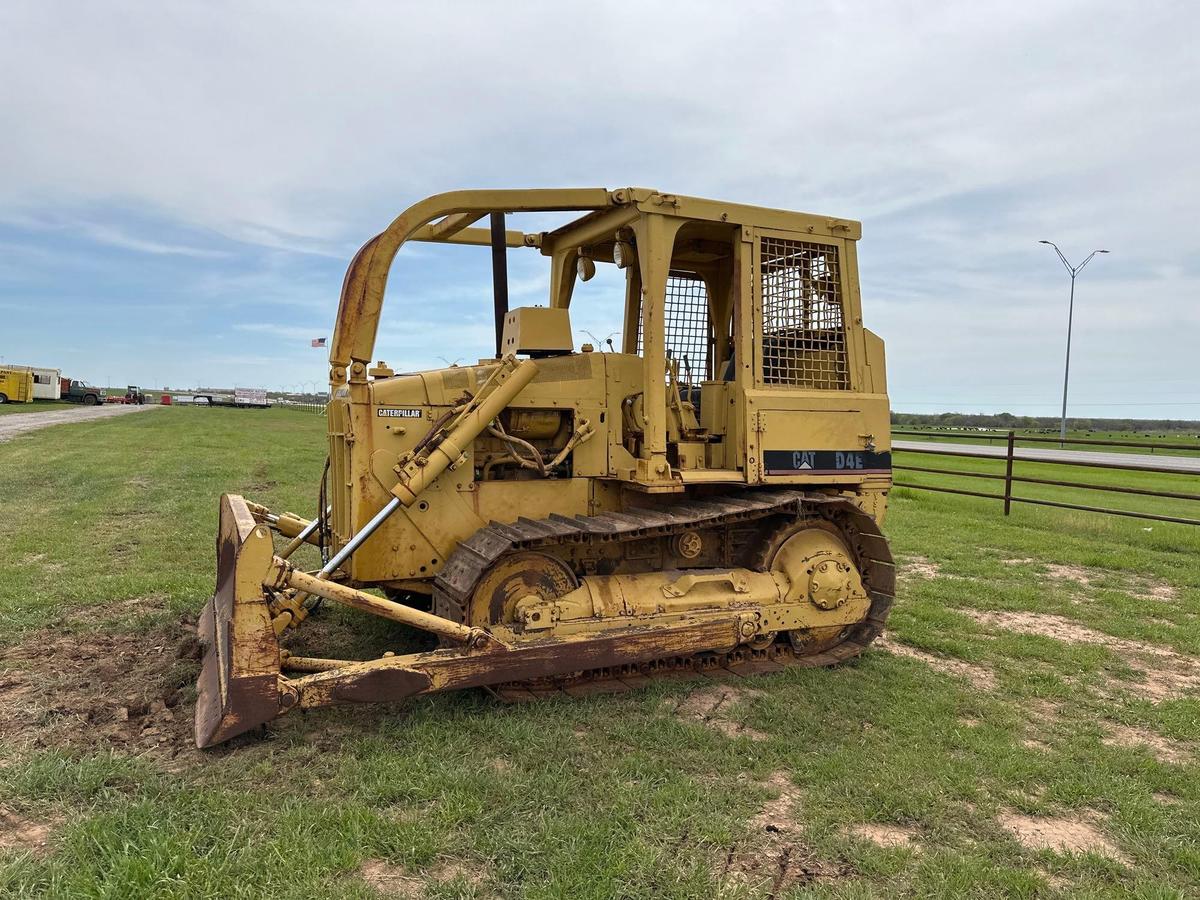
[1074,249,1109,274]
[1039,240,1075,274]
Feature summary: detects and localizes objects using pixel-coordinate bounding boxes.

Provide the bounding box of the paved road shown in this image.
[893,440,1200,475]
[0,404,162,443]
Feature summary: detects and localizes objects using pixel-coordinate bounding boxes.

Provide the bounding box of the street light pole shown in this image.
[1038,241,1109,446]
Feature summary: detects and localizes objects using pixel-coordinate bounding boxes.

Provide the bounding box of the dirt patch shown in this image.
[846,823,919,849]
[359,859,423,898]
[898,555,950,580]
[1003,561,1177,602]
[716,771,852,893]
[875,636,997,690]
[428,858,487,889]
[1146,582,1178,602]
[358,857,488,898]
[0,806,55,856]
[997,809,1128,864]
[0,615,203,767]
[1020,700,1062,752]
[751,771,802,828]
[1038,868,1070,890]
[19,552,65,574]
[1044,564,1098,586]
[1153,792,1180,806]
[1102,723,1190,764]
[963,610,1200,701]
[1028,698,1063,725]
[676,684,768,741]
[244,462,278,494]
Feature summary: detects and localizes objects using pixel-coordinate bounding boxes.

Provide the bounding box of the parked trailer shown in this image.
[7,366,61,400]
[233,387,270,408]
[0,368,35,404]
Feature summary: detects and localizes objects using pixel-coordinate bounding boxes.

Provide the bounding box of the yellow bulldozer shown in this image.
[196,188,894,748]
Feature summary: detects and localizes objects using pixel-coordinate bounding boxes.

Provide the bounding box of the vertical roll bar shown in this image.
[491,211,509,357]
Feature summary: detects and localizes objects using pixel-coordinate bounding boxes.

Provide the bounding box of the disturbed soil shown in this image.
[0,806,56,857]
[874,636,997,690]
[845,823,920,849]
[1102,722,1190,764]
[997,809,1128,865]
[964,610,1200,701]
[896,555,948,580]
[675,684,768,741]
[1003,560,1177,602]
[358,857,490,898]
[0,612,203,766]
[715,770,853,894]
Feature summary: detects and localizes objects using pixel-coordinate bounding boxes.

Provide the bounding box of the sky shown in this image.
[0,1,1197,418]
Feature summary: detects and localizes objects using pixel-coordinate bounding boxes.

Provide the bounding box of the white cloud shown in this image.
[0,1,1196,411]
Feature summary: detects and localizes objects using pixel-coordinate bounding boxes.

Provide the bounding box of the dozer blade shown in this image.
[195,494,292,749]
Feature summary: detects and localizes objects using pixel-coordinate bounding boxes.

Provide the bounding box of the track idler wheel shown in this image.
[760,516,877,659]
[466,551,579,627]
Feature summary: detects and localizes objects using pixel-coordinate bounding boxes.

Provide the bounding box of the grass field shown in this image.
[895,426,1200,458]
[892,446,1200,525]
[2,409,1199,898]
[0,401,72,416]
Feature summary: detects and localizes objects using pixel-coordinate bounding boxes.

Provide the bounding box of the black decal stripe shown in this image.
[765,468,892,476]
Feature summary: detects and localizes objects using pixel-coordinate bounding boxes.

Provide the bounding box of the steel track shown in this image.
[432,489,895,697]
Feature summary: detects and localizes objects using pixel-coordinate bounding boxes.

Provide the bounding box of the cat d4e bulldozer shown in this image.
[196,188,894,748]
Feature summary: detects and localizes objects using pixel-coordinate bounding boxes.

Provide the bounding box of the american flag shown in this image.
[311,337,326,348]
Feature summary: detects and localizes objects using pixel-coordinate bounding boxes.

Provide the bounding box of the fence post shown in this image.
[1003,430,1015,515]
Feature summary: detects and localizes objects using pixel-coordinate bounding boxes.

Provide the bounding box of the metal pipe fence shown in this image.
[892,430,1200,527]
[275,401,327,414]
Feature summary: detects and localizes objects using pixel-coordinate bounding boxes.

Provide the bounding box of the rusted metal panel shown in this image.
[292,618,742,708]
[195,495,289,749]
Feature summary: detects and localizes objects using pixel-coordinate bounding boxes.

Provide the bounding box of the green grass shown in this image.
[2,409,1199,898]
[894,426,1200,457]
[893,444,1200,525]
[0,400,74,416]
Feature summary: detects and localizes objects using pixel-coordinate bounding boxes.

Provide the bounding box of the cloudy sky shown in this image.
[1,1,1196,417]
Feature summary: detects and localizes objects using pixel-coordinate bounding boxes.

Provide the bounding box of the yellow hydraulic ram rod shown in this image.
[284,356,536,613]
[317,355,537,583]
[390,355,538,506]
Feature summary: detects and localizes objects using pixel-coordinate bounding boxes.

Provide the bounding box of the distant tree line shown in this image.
[891,411,1200,434]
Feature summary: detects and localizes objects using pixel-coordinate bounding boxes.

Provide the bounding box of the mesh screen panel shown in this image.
[759,237,848,389]
[636,270,711,381]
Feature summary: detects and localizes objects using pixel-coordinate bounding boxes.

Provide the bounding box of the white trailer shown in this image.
[11,365,62,400]
[234,387,270,408]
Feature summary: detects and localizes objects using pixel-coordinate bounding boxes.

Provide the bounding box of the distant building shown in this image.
[9,365,61,400]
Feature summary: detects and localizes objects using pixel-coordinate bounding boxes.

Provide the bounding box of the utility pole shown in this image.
[1038,241,1110,446]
